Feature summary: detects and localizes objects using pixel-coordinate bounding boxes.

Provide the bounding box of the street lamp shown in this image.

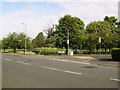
[99,37,101,59]
[21,22,27,55]
[67,29,69,55]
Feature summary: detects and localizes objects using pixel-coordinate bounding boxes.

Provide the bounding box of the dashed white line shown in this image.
[4,58,12,61]
[46,58,91,65]
[23,63,31,65]
[110,78,120,82]
[16,61,31,65]
[42,66,82,75]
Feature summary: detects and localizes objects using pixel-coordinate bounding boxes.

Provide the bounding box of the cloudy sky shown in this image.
[0,0,119,39]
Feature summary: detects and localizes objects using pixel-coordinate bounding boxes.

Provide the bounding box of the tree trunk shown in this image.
[4,48,5,52]
[66,48,68,55]
[13,47,16,53]
[105,47,107,53]
[109,48,111,53]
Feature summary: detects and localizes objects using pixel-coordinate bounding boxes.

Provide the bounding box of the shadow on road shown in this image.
[99,58,119,62]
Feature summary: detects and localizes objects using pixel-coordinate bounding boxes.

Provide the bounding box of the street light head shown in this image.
[21,22,26,25]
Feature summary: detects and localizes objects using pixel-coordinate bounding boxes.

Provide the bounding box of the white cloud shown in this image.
[1,1,119,39]
[59,2,118,25]
[2,0,120,2]
[1,5,61,39]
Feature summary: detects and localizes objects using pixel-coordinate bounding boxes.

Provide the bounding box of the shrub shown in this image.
[32,50,58,55]
[111,48,120,61]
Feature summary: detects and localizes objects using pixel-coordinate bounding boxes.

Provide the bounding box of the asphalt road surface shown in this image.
[2,53,119,88]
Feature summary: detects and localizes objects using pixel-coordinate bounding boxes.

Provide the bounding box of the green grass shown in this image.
[1,48,111,56]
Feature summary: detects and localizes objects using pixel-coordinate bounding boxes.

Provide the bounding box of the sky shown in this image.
[0,0,119,39]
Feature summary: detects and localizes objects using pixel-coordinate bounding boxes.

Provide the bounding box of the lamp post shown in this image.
[21,22,27,55]
[99,37,101,59]
[67,29,69,55]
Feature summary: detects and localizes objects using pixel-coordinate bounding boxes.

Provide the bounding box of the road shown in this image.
[2,53,119,88]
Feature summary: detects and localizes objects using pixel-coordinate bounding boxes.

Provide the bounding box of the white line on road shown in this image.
[4,58,12,61]
[23,63,31,65]
[46,58,91,65]
[16,61,31,65]
[110,78,120,82]
[42,66,82,75]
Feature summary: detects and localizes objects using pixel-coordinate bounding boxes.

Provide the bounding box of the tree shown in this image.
[32,32,45,48]
[55,15,85,54]
[2,37,9,51]
[86,18,119,53]
[44,24,56,48]
[17,32,32,50]
[2,32,32,53]
[104,16,120,48]
[17,32,26,49]
[7,32,18,53]
[0,39,2,49]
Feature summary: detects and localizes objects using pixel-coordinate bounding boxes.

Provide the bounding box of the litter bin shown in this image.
[69,51,73,56]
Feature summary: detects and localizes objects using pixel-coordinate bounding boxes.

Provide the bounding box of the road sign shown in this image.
[58,51,65,54]
[67,40,69,44]
[99,37,101,43]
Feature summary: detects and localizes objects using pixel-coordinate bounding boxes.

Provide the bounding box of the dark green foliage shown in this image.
[86,19,120,53]
[2,32,32,52]
[32,50,58,55]
[55,15,86,54]
[2,37,9,51]
[32,32,45,48]
[111,48,120,61]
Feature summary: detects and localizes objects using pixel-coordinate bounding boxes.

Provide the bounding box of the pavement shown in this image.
[73,55,119,67]
[2,53,119,88]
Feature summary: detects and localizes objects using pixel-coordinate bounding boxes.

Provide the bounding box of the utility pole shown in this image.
[99,37,101,59]
[67,29,69,55]
[21,22,27,55]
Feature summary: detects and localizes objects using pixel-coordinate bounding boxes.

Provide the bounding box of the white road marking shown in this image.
[110,78,120,82]
[4,58,12,61]
[42,66,82,75]
[3,58,31,65]
[16,61,31,65]
[23,63,31,65]
[46,58,92,65]
[17,61,23,63]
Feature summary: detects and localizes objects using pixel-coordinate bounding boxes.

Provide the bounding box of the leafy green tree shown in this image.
[17,32,32,50]
[7,32,18,53]
[86,18,119,53]
[2,32,32,53]
[104,16,117,25]
[0,39,2,49]
[32,32,45,48]
[55,15,85,54]
[17,32,26,49]
[44,25,56,48]
[104,16,120,48]
[2,37,9,51]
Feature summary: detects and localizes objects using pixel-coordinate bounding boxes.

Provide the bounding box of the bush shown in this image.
[111,48,120,61]
[32,50,58,55]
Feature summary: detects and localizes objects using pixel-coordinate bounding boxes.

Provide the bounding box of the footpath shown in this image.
[73,55,119,67]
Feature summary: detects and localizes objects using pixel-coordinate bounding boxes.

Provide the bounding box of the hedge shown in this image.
[111,48,120,61]
[32,50,58,55]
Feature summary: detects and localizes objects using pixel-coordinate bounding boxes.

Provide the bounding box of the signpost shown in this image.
[99,37,101,59]
[67,30,69,55]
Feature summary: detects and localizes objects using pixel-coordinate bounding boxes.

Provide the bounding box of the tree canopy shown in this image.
[54,15,86,53]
